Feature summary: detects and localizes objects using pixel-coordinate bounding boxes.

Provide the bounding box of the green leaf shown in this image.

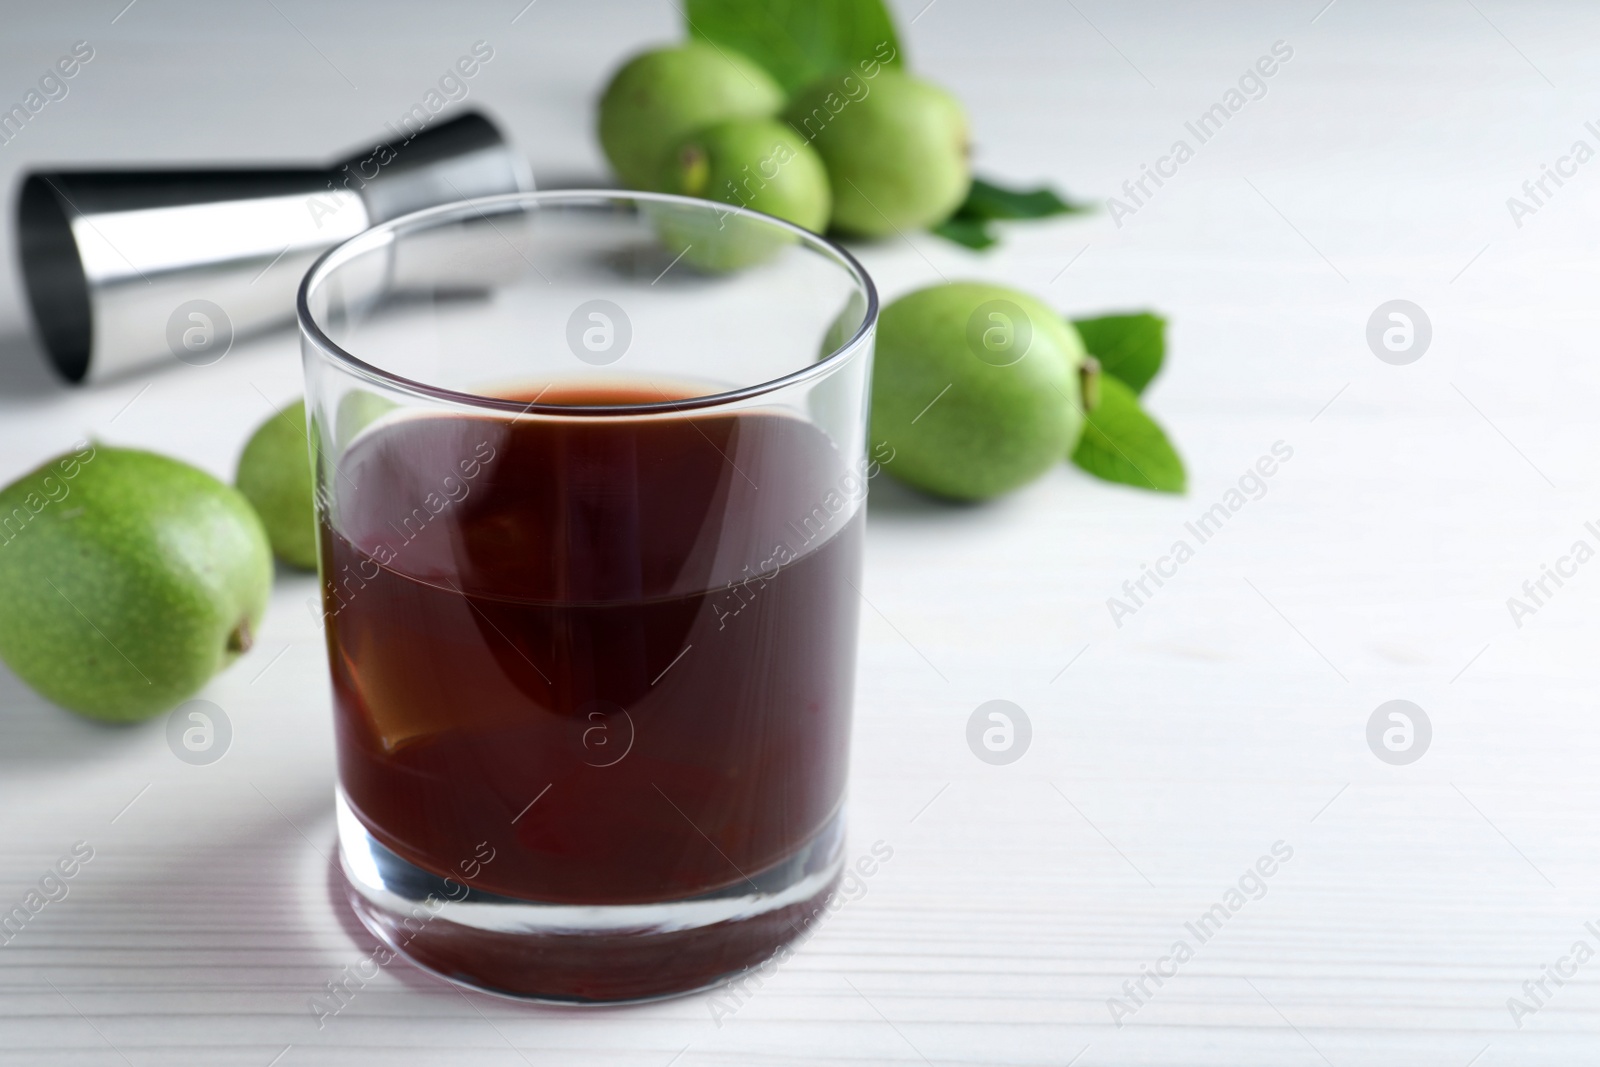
[954,177,1091,221]
[929,176,1090,250]
[1071,376,1185,493]
[1071,312,1166,395]
[929,216,997,250]
[684,0,904,96]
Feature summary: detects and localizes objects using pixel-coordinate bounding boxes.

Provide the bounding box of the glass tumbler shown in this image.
[296,191,877,1002]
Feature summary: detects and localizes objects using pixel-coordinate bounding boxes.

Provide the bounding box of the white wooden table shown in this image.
[2,1,1598,1063]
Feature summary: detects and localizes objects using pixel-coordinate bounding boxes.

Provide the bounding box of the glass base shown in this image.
[335,791,845,1003]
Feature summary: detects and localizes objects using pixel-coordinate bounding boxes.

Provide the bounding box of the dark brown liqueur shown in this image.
[321,384,861,999]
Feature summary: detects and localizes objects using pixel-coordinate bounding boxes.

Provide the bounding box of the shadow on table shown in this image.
[0,662,152,769]
[319,847,469,998]
[866,472,984,518]
[0,330,66,398]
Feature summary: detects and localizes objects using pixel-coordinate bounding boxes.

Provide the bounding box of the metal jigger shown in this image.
[16,111,531,383]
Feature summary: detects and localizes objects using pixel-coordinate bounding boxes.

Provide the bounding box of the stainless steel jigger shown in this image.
[16,111,531,384]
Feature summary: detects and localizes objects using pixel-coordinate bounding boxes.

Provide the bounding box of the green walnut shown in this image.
[786,69,970,237]
[661,118,831,232]
[652,118,832,272]
[235,399,317,570]
[598,43,785,191]
[870,282,1086,501]
[0,444,273,722]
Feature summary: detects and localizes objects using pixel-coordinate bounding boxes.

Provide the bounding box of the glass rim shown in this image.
[296,189,879,418]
